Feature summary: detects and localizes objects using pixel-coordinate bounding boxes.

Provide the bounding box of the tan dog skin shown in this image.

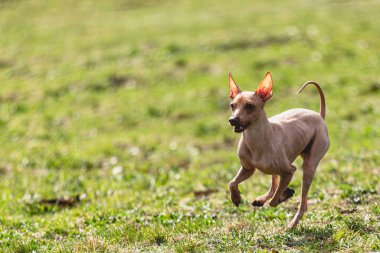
[228,72,330,228]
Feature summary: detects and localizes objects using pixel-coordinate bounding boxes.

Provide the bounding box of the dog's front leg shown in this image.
[268,165,296,207]
[229,166,255,207]
[252,175,278,207]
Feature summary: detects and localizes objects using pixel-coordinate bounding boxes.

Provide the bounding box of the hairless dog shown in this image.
[228,72,330,228]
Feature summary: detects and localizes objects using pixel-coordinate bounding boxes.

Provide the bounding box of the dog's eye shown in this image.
[245,104,255,111]
[230,103,235,110]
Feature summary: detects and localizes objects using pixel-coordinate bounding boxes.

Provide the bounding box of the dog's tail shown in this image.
[297,81,326,120]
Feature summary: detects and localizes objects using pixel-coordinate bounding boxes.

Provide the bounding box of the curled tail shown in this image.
[297,81,326,120]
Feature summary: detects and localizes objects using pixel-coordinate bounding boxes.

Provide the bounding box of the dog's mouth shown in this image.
[233,124,249,133]
[229,118,250,133]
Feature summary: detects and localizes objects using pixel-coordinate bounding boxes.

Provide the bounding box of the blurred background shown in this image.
[0,0,379,252]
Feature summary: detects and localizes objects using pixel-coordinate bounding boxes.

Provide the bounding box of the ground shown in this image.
[0,0,379,252]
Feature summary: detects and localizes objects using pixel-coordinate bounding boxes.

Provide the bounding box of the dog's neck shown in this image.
[243,109,273,152]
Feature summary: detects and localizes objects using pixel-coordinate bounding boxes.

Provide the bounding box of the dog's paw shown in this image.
[278,187,295,204]
[232,198,241,207]
[284,187,295,197]
[230,191,242,207]
[252,200,265,207]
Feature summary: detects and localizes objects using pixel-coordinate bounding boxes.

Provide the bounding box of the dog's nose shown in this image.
[229,117,239,126]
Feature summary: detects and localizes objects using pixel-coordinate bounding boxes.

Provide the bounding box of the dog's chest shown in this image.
[238,146,280,175]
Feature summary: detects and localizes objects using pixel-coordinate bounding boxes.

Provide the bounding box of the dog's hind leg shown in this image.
[252,175,278,207]
[287,159,317,228]
[268,165,296,207]
[288,136,329,228]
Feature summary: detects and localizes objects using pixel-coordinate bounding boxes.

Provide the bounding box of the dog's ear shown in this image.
[229,73,241,99]
[255,72,273,102]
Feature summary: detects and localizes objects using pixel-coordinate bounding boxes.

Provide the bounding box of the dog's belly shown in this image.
[239,152,283,175]
[255,163,281,175]
[270,109,325,161]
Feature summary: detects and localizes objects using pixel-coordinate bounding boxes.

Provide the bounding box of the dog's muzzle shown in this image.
[229,117,248,133]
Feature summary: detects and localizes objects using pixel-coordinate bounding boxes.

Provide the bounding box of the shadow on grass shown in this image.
[257,224,338,252]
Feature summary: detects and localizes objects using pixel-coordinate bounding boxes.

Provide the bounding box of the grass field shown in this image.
[0,0,379,252]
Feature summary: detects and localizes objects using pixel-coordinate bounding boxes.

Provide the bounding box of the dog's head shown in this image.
[228,72,273,133]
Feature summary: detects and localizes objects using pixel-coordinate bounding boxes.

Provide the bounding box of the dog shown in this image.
[228,72,330,228]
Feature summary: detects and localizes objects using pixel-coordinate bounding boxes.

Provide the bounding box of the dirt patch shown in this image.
[216,35,292,51]
[119,0,173,10]
[85,74,139,92]
[38,195,83,208]
[194,189,218,198]
[337,206,357,214]
[0,59,12,69]
[361,82,380,94]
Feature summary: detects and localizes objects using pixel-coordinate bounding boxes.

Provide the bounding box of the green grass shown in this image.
[0,0,379,252]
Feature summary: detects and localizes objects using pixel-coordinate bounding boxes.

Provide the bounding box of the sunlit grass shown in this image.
[0,0,379,252]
